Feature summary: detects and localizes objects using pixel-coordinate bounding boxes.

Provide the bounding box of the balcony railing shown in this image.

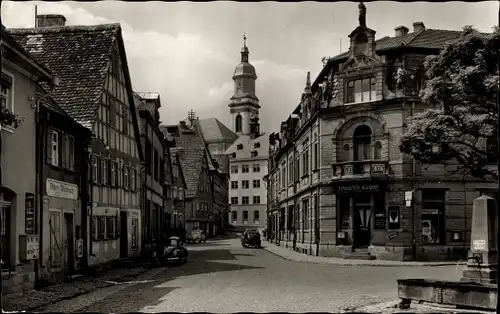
[332,160,389,179]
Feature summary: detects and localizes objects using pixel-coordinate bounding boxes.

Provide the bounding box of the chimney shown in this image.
[36,14,66,28]
[394,26,409,37]
[413,21,426,33]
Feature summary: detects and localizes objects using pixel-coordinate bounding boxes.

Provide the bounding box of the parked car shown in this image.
[187,229,207,244]
[152,236,188,265]
[241,229,262,248]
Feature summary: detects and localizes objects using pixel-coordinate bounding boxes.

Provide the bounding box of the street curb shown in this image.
[20,266,151,312]
[262,244,467,267]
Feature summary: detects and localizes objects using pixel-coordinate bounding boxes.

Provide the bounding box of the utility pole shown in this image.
[0,0,5,310]
[496,1,500,310]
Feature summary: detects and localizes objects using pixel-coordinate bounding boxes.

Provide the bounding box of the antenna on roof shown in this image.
[34,5,38,27]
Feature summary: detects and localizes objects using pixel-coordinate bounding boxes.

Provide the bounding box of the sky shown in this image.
[3,1,498,133]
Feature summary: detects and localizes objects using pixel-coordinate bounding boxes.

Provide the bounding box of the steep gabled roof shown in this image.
[9,24,119,129]
[193,118,238,144]
[163,123,207,198]
[170,147,187,189]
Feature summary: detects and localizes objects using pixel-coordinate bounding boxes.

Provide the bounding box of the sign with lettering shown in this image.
[76,239,83,258]
[473,239,486,251]
[337,183,381,194]
[46,178,78,200]
[25,193,35,234]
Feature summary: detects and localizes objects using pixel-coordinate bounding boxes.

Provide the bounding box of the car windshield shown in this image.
[166,238,178,246]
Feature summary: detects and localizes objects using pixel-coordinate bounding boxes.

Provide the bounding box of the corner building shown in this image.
[267,5,496,261]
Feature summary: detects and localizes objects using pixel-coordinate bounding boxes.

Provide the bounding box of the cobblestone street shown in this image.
[24,236,467,313]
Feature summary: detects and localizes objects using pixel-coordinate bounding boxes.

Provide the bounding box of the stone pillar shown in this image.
[461,195,497,284]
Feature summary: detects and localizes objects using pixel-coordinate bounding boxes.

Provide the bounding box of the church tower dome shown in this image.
[229,34,260,136]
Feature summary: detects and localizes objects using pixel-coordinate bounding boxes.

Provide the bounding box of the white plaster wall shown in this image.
[1,62,37,267]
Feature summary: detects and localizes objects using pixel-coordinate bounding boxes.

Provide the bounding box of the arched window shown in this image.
[235,114,242,133]
[353,125,372,161]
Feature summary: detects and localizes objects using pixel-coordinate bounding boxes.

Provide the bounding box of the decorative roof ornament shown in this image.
[241,32,249,62]
[358,1,367,28]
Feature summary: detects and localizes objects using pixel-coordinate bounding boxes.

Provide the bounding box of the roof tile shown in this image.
[9,24,119,129]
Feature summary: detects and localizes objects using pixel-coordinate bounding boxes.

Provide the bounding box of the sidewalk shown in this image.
[348,300,492,313]
[4,263,150,312]
[262,240,467,267]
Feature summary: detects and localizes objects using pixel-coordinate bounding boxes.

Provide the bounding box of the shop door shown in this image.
[0,204,11,268]
[63,213,75,275]
[120,211,128,258]
[353,195,372,248]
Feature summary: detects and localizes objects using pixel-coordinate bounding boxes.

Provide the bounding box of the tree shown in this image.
[400,26,500,179]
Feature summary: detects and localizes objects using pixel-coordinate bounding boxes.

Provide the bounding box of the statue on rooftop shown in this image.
[359,2,367,27]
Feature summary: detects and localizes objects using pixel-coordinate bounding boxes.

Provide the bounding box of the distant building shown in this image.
[160,122,214,235]
[11,15,145,269]
[267,4,496,261]
[224,36,269,232]
[135,92,173,253]
[169,148,187,237]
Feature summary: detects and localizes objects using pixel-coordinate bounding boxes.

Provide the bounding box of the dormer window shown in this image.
[254,142,260,148]
[237,144,243,150]
[346,77,376,104]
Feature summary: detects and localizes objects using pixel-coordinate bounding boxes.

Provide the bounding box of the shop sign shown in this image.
[46,178,78,200]
[337,183,381,194]
[25,193,35,234]
[76,239,83,258]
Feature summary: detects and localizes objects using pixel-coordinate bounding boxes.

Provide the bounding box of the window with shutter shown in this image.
[92,155,99,184]
[46,126,53,164]
[61,134,68,169]
[131,168,136,191]
[92,216,98,240]
[100,159,106,185]
[102,158,108,185]
[51,130,60,167]
[68,135,76,171]
[98,216,106,240]
[123,166,129,190]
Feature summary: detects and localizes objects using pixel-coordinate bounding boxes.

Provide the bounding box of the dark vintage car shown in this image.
[241,229,262,248]
[152,236,188,265]
[186,229,207,244]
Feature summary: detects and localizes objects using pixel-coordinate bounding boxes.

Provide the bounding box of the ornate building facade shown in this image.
[267,4,496,261]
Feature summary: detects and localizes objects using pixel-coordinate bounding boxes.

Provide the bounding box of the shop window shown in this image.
[243,210,248,223]
[302,198,310,230]
[388,206,400,230]
[287,206,294,230]
[231,211,237,221]
[346,77,377,104]
[374,193,386,230]
[338,195,350,229]
[421,190,446,245]
[353,125,372,170]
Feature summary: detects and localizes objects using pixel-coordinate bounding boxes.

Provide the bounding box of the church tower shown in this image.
[229,34,260,136]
